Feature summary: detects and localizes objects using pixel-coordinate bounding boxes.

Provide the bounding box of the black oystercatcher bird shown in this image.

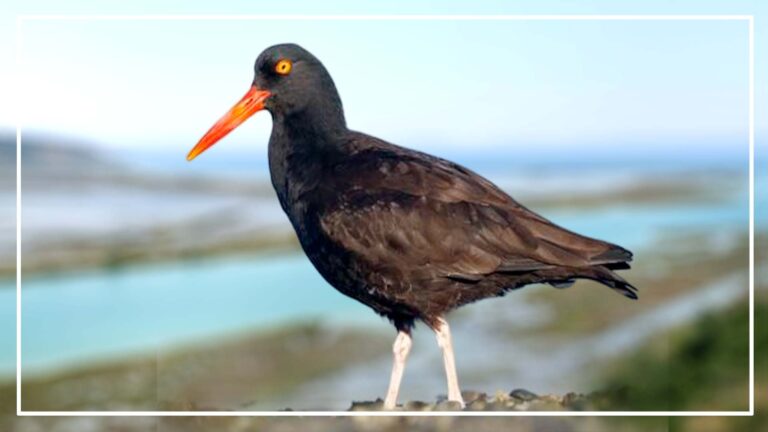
[187,44,636,409]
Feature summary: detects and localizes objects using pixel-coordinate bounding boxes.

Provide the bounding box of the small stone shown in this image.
[487,400,510,411]
[562,392,589,410]
[540,394,560,404]
[510,388,538,401]
[350,398,386,411]
[403,400,432,411]
[527,399,564,411]
[435,400,464,411]
[461,390,486,404]
[466,399,487,411]
[492,390,511,402]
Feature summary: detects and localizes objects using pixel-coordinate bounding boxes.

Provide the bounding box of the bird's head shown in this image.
[187,43,344,161]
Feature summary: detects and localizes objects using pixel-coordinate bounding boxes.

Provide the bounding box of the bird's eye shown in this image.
[275,59,292,75]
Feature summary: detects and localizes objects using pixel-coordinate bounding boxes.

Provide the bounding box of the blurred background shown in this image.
[0,1,767,431]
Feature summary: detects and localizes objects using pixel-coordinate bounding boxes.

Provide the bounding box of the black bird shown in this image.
[187,43,636,409]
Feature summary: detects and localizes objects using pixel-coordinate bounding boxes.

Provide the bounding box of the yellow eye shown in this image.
[275,59,292,75]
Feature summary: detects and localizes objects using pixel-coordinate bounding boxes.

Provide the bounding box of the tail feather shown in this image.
[583,265,638,300]
[591,244,633,266]
[604,261,631,271]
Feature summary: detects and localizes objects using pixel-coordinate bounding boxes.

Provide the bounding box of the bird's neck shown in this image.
[275,98,347,139]
[267,108,349,215]
[268,106,349,164]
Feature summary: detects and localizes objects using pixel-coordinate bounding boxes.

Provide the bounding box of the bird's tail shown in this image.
[578,265,638,300]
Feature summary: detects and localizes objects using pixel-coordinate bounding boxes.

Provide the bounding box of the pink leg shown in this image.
[434,317,465,408]
[383,330,412,409]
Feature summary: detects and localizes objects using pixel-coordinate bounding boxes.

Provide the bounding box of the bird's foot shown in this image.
[448,394,466,409]
[382,398,397,410]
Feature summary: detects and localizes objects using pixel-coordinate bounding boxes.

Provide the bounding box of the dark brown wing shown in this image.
[320,143,632,284]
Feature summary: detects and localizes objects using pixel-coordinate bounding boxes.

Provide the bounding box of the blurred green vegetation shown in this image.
[602,301,751,410]
[598,298,766,431]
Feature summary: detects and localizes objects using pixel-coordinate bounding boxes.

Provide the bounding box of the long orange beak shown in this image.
[187,86,271,161]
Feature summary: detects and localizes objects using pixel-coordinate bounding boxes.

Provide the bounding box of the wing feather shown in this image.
[319,141,630,283]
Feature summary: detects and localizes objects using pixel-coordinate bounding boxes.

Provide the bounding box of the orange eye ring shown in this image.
[275,59,292,75]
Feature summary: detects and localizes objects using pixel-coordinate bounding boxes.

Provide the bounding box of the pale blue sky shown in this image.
[2,1,766,160]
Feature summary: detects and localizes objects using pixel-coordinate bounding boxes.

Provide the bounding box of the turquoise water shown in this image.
[0,172,760,376]
[16,254,380,373]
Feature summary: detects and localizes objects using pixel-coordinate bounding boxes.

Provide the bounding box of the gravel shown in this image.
[348,389,596,412]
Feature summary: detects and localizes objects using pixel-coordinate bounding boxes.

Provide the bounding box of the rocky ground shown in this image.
[0,390,685,432]
[349,388,602,412]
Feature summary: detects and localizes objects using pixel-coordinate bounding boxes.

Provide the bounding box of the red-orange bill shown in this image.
[187,86,271,161]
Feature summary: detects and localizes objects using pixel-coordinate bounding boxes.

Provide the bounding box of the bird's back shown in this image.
[288,131,636,328]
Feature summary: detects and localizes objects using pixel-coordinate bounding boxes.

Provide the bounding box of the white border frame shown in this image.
[15,14,755,417]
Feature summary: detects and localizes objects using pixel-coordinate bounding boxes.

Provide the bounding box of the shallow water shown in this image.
[12,254,378,375]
